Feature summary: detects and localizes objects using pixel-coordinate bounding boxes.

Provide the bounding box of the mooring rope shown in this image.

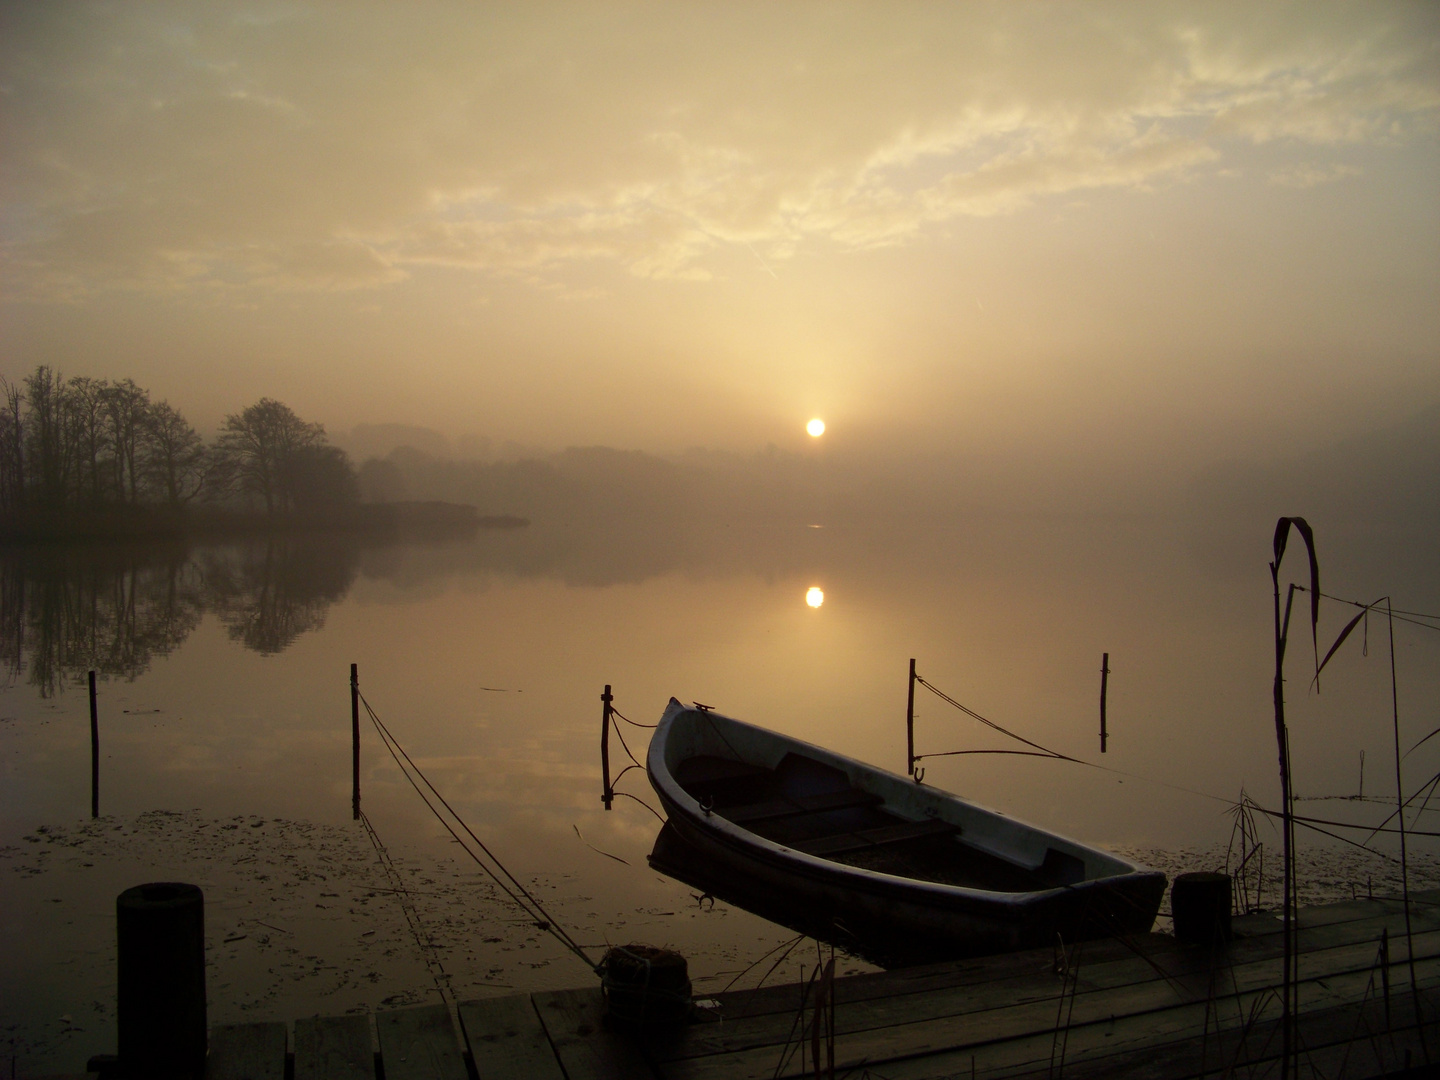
[910,672,1429,855]
[610,704,658,729]
[359,690,599,971]
[914,675,1079,763]
[358,807,454,1005]
[610,716,647,771]
[603,695,667,820]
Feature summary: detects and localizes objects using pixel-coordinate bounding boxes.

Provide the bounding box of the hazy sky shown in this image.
[2,2,1437,470]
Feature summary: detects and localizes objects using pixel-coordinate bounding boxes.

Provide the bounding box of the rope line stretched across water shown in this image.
[359,691,598,971]
[358,807,454,1005]
[610,716,645,770]
[612,789,667,822]
[1295,586,1440,633]
[914,676,1080,763]
[610,705,657,729]
[909,672,1431,857]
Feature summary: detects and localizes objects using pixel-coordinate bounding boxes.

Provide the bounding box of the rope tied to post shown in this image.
[598,943,692,1026]
[600,687,666,820]
[907,671,1440,855]
[912,673,1079,764]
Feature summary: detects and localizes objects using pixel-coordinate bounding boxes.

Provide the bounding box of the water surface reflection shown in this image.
[1,537,360,693]
[2,515,1437,1074]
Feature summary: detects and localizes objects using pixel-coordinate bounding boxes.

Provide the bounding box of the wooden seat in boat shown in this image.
[721,788,883,825]
[796,817,959,857]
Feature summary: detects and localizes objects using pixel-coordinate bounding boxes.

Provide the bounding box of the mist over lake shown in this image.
[3,2,1438,1073]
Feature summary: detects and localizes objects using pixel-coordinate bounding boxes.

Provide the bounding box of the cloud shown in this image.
[2,1,1436,297]
[1267,162,1363,188]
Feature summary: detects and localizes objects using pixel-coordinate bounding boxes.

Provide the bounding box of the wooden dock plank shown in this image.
[294,1014,374,1080]
[692,895,1440,1046]
[877,974,1440,1079]
[204,1022,287,1080]
[699,889,1440,1028]
[375,1005,467,1080]
[660,920,1440,1066]
[532,986,661,1080]
[999,997,1439,1080]
[458,995,566,1080]
[178,891,1440,1080]
[899,955,1440,1079]
[660,946,1440,1078]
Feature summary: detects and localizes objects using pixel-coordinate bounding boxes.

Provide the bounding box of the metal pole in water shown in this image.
[1099,653,1109,754]
[351,663,360,821]
[601,685,614,809]
[89,669,99,819]
[906,659,916,776]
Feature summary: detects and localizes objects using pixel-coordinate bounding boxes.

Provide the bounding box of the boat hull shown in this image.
[647,701,1166,962]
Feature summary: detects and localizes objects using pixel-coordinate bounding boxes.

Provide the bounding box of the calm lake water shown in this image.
[3,514,1438,1073]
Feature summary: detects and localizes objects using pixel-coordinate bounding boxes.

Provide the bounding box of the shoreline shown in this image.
[0,501,528,544]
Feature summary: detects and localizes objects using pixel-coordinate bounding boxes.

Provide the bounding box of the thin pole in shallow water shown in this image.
[351,663,360,821]
[1099,653,1110,754]
[89,669,99,819]
[906,659,916,777]
[601,684,614,810]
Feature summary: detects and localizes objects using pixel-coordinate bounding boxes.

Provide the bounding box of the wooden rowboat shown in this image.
[646,699,1166,962]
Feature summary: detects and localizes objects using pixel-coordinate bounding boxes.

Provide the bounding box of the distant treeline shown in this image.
[0,366,358,532]
[354,443,841,525]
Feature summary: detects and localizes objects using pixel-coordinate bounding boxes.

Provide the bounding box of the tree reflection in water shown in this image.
[1,536,359,693]
[200,538,358,655]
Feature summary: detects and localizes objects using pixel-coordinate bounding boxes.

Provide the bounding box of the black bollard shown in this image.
[117,882,207,1078]
[1171,871,1232,946]
[599,944,692,1026]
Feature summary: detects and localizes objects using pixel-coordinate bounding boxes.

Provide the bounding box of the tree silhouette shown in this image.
[144,400,209,505]
[214,398,328,514]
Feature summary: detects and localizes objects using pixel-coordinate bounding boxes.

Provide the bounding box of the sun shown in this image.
[807,418,826,437]
[806,586,825,608]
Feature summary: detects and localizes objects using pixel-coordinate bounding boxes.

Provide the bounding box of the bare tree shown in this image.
[0,377,23,514]
[144,400,209,505]
[102,379,151,505]
[23,366,74,508]
[67,376,110,507]
[214,398,327,514]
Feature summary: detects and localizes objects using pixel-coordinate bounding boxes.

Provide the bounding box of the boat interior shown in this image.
[673,752,1088,892]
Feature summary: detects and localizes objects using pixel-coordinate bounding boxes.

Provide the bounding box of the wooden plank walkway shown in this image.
[60,890,1440,1079]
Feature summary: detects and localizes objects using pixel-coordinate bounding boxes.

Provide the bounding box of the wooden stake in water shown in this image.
[89,669,99,819]
[601,685,614,810]
[1099,653,1110,754]
[906,658,917,777]
[351,663,360,821]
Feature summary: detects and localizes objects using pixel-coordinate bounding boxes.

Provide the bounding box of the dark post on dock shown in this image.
[601,684,614,810]
[89,669,99,819]
[116,882,206,1079]
[906,658,916,776]
[1099,652,1110,754]
[351,663,360,820]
